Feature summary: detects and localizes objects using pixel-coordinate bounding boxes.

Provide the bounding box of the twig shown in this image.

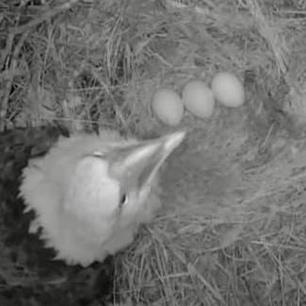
[0,31,29,131]
[10,0,81,35]
[0,0,81,130]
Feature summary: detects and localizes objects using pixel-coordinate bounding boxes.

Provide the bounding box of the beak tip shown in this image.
[164,130,186,152]
[175,130,186,141]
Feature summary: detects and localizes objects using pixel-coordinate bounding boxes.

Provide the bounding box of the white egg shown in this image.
[211,72,244,107]
[152,88,184,126]
[182,80,215,118]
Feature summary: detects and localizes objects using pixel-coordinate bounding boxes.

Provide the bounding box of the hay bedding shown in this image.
[114,107,306,305]
[2,0,306,305]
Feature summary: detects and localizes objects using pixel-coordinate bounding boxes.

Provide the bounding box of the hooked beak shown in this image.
[109,130,186,187]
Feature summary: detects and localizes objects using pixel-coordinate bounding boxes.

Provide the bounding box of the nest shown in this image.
[115,110,306,305]
[1,0,306,305]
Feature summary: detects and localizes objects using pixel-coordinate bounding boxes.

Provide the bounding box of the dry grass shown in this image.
[2,0,306,305]
[115,111,306,305]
